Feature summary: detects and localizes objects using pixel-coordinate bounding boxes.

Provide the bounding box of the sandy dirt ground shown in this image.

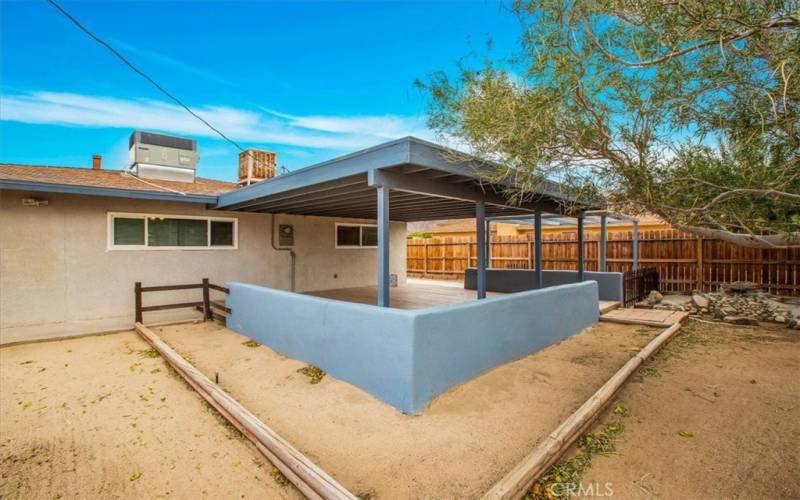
[8,318,790,500]
[0,330,302,499]
[153,320,658,499]
[579,320,800,500]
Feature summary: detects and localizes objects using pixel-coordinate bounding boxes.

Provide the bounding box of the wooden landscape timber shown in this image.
[482,320,686,500]
[134,322,356,500]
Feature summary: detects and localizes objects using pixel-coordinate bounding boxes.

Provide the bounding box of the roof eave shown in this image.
[0,179,220,204]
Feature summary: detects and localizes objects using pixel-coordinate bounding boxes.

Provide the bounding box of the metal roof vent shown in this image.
[128,131,198,183]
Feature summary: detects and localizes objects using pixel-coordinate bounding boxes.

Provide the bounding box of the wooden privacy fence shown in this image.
[134,278,231,324]
[407,229,800,297]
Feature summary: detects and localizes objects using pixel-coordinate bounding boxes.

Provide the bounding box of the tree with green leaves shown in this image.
[419,0,799,247]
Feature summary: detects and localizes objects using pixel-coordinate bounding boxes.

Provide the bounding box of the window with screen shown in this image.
[361,226,378,247]
[336,223,378,248]
[113,217,145,245]
[210,220,234,246]
[108,213,237,249]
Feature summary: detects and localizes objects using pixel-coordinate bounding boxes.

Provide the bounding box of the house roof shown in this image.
[0,137,590,218]
[0,163,236,204]
[215,136,586,221]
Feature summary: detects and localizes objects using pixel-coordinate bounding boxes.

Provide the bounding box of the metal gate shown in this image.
[623,267,660,307]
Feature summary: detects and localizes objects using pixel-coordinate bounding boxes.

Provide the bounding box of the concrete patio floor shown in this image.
[307,278,620,312]
[306,278,503,309]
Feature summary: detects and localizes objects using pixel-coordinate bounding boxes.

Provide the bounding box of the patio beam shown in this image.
[377,185,390,307]
[476,201,487,299]
[286,195,471,218]
[247,185,376,213]
[393,204,534,221]
[259,189,438,215]
[577,214,585,281]
[368,168,533,213]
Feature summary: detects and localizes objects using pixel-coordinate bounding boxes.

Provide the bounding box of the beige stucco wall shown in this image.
[0,190,406,344]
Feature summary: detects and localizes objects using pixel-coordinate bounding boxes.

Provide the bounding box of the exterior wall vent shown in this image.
[128,131,198,183]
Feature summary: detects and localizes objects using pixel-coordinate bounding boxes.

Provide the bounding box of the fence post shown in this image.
[134,282,143,324]
[465,239,471,270]
[528,240,533,269]
[202,278,212,321]
[423,240,429,278]
[695,237,703,292]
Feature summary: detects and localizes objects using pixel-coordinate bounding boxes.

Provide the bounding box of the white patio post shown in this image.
[377,185,390,307]
[476,201,487,299]
[577,214,585,281]
[632,220,639,271]
[599,214,607,272]
[534,211,543,289]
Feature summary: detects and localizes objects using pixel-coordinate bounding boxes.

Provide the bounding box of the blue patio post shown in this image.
[476,201,487,299]
[632,220,639,271]
[600,214,607,272]
[577,214,585,281]
[534,211,543,289]
[377,185,390,307]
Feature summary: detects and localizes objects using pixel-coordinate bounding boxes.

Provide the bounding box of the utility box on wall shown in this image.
[278,224,294,246]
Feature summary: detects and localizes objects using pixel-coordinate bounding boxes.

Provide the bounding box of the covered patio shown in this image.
[217,137,611,413]
[216,136,595,307]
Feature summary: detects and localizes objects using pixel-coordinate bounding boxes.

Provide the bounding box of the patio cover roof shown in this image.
[215,137,583,221]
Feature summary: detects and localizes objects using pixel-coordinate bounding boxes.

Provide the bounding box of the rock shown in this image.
[724,316,760,326]
[788,319,798,329]
[721,306,738,316]
[691,294,709,309]
[647,290,664,305]
[721,281,761,294]
[774,315,786,324]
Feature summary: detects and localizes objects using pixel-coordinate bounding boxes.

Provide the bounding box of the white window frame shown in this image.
[335,222,378,249]
[107,212,238,251]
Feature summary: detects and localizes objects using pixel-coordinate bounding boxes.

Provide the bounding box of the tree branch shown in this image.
[583,17,798,69]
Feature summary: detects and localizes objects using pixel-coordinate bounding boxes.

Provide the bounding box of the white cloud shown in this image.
[0,90,434,151]
[263,108,431,139]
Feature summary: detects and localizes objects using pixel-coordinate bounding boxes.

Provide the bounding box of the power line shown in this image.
[45,0,273,179]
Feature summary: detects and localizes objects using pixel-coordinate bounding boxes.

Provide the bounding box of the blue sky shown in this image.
[1,0,520,181]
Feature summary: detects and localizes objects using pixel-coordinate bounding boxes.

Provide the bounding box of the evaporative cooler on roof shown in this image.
[128,131,198,183]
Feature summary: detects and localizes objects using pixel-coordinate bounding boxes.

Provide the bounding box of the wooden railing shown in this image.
[134,278,230,324]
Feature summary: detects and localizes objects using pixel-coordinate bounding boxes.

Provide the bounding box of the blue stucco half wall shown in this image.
[226,280,599,414]
[465,268,624,303]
